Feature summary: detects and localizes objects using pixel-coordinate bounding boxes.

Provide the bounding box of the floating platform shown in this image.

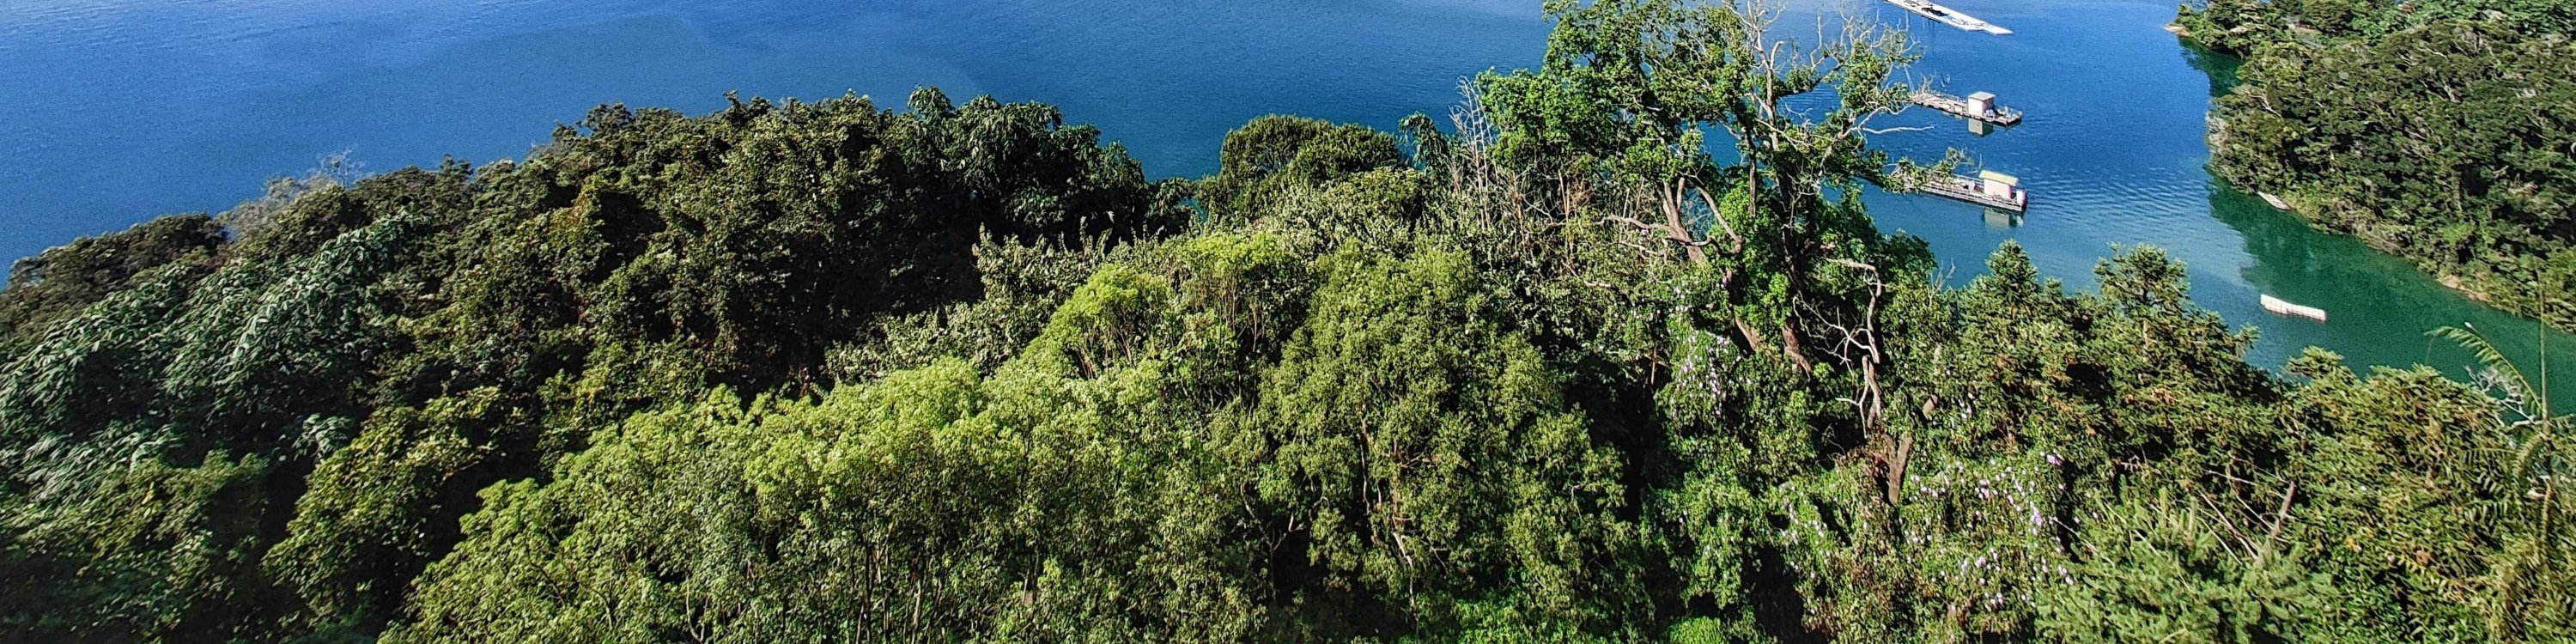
[1917,170,2028,212]
[1886,0,2013,34]
[1911,90,2023,125]
[2260,295,2328,322]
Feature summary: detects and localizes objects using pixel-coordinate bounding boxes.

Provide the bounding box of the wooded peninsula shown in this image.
[3,1,2569,641]
[2185,0,2576,331]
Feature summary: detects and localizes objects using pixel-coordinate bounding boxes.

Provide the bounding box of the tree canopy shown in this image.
[2185,0,2576,331]
[3,1,2569,641]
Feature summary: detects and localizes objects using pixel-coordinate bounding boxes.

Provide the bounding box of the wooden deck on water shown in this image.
[1885,0,2013,34]
[1911,91,2023,125]
[1917,174,2027,212]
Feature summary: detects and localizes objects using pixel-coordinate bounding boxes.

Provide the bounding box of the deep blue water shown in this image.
[4,0,2569,398]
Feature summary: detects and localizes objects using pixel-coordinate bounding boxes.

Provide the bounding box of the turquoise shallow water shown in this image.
[1845,0,2576,402]
[3,0,2568,400]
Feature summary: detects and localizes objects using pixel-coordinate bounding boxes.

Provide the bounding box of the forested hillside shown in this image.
[3,1,2570,641]
[2181,0,2576,331]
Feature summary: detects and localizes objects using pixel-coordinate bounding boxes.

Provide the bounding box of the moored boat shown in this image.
[1885,0,2014,34]
[2260,294,2328,322]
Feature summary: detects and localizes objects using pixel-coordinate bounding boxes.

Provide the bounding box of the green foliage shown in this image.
[0,214,223,343]
[829,233,1116,380]
[1237,248,1640,637]
[1,452,276,641]
[2178,12,2576,629]
[2196,3,2576,331]
[2034,492,2326,642]
[2178,0,2576,53]
[0,87,1190,641]
[265,390,515,634]
[1201,115,1407,222]
[390,364,1259,642]
[4,3,2571,641]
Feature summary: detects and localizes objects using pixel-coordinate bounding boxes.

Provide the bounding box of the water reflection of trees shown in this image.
[2176,40,2241,99]
[2207,181,2576,404]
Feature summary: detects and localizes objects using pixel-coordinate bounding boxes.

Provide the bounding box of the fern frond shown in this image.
[2433,325,2531,401]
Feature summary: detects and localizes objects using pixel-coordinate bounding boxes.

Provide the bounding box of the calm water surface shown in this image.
[4,0,2568,398]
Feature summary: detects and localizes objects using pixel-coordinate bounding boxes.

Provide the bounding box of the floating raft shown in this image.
[1885,0,2013,34]
[2260,295,2328,322]
[1911,90,2023,125]
[1917,170,2028,212]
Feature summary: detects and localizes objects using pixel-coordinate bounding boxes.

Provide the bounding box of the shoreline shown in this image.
[2257,190,2571,333]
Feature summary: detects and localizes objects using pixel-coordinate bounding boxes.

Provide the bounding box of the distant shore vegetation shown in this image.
[2183,0,2576,331]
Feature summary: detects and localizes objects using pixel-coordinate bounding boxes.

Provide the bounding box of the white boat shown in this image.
[1886,0,2014,34]
[2260,295,2328,322]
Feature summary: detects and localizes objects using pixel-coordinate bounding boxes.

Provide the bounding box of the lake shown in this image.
[3,0,2568,400]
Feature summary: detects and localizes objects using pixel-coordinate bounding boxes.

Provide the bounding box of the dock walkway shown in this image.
[1911,90,2023,125]
[1917,173,2028,212]
[1885,0,2013,34]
